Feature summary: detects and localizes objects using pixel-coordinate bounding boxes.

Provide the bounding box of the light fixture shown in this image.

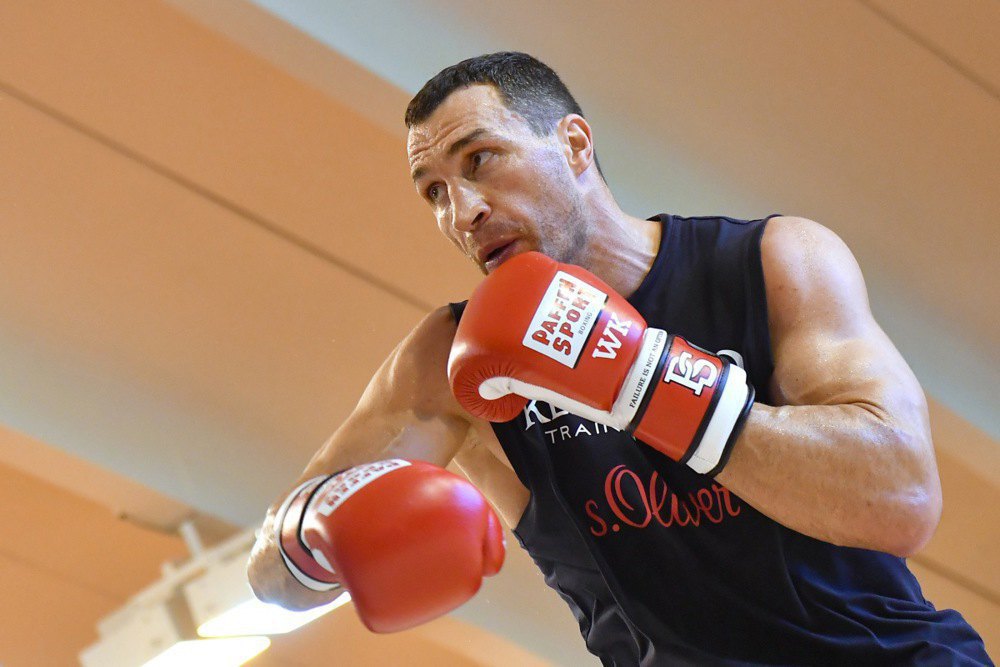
[80,523,347,666]
[195,595,350,637]
[141,637,271,667]
[182,533,350,637]
[78,589,270,667]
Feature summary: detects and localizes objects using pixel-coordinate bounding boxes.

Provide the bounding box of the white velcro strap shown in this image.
[278,544,342,592]
[685,363,750,474]
[274,477,341,592]
[608,328,668,426]
[273,477,321,548]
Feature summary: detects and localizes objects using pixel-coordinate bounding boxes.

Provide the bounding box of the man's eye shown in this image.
[427,184,441,202]
[470,150,492,171]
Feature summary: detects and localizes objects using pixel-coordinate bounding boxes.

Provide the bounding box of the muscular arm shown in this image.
[716,216,941,557]
[247,306,471,609]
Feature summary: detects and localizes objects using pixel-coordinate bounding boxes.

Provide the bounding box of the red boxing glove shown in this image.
[448,252,754,476]
[275,459,505,633]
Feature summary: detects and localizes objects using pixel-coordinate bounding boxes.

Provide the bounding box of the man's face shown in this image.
[407,84,588,274]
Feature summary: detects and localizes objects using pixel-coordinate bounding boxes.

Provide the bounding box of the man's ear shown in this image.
[558,114,595,177]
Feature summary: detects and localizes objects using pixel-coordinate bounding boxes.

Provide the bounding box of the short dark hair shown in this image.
[405,52,586,136]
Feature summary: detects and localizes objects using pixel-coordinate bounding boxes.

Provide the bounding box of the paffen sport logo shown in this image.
[310,459,409,518]
[522,271,607,367]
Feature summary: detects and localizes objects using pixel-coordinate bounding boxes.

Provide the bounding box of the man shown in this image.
[249,52,990,664]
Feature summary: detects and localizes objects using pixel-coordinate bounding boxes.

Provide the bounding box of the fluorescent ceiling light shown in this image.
[184,534,352,637]
[143,636,270,667]
[84,527,344,665]
[197,593,351,637]
[80,595,272,667]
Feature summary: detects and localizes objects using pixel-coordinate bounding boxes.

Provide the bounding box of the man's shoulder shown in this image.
[397,305,459,368]
[760,216,854,273]
[759,216,870,339]
[367,304,469,422]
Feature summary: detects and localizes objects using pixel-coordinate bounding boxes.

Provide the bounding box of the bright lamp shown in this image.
[182,537,350,636]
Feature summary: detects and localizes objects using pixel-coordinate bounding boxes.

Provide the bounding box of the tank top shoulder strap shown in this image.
[633,213,779,398]
[448,300,468,324]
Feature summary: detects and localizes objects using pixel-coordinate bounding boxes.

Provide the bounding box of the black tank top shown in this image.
[450,214,989,666]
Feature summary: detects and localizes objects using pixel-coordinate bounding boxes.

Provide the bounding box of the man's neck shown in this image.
[576,200,661,298]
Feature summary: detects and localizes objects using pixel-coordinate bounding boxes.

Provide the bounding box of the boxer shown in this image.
[249,52,990,664]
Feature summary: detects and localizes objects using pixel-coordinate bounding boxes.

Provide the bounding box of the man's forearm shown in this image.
[715,402,941,557]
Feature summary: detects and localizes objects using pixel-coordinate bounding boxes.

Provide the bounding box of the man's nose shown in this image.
[450,183,490,233]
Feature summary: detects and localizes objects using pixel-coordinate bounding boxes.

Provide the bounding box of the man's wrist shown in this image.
[275,475,342,592]
[631,336,755,475]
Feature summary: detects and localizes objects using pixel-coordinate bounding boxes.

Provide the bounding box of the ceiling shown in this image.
[0,0,997,663]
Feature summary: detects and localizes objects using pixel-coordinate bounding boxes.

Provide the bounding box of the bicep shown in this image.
[763,217,928,428]
[299,306,471,480]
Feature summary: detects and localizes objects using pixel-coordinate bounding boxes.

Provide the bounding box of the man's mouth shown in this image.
[482,240,519,272]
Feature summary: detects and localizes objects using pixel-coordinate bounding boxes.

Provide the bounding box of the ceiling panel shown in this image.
[0,558,121,666]
[863,0,1000,96]
[917,430,1000,598]
[0,462,189,666]
[0,463,189,602]
[0,0,478,312]
[0,92,425,523]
